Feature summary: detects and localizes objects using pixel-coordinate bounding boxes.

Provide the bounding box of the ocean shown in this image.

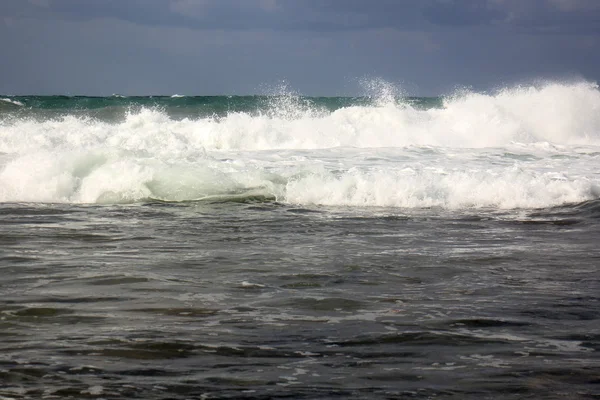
[0,82,599,399]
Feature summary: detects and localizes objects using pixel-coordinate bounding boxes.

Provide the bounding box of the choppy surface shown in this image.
[1,82,599,398]
[1,201,599,399]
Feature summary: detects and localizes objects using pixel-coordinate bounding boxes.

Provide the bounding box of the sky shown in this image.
[1,0,599,96]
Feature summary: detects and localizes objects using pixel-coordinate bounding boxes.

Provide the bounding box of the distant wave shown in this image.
[1,82,599,151]
[0,98,24,106]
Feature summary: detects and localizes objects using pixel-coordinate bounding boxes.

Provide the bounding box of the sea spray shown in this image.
[0,81,599,206]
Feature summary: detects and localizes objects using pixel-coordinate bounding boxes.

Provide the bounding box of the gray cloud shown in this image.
[3,0,600,33]
[423,1,506,27]
[1,0,599,95]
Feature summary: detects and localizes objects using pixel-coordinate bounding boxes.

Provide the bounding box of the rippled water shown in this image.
[1,201,599,399]
[1,82,599,398]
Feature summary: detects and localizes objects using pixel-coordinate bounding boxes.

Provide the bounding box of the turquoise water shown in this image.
[1,94,442,122]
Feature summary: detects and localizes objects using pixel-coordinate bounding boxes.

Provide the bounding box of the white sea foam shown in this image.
[283,164,599,209]
[0,82,599,207]
[0,98,24,106]
[1,82,599,154]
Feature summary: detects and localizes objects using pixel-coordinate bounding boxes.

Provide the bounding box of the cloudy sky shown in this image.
[1,0,599,96]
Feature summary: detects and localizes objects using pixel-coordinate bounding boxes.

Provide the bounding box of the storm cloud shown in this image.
[1,0,599,95]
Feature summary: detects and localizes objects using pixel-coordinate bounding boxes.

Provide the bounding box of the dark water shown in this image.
[1,200,599,399]
[1,84,600,398]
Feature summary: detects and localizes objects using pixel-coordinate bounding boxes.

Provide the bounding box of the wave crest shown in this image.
[1,82,599,153]
[1,82,599,207]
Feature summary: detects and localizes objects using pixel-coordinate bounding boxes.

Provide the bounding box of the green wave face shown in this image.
[0,95,442,122]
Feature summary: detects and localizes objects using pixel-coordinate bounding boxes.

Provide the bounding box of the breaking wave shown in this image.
[0,81,599,207]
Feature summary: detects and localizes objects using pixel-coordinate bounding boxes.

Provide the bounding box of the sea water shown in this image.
[0,82,599,399]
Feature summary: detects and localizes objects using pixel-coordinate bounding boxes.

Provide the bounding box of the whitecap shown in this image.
[0,98,24,106]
